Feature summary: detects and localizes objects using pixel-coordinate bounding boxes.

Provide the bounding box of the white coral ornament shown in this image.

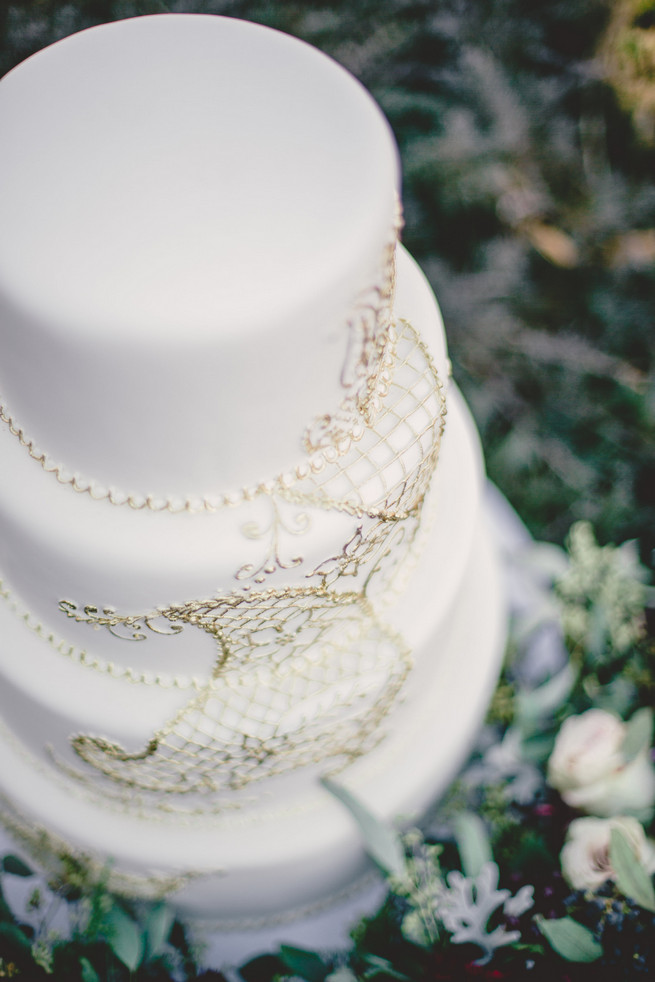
[437,862,534,964]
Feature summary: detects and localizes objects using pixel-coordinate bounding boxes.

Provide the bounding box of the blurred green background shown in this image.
[1,0,653,560]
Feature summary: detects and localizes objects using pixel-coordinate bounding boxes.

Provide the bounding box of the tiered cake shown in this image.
[0,15,506,927]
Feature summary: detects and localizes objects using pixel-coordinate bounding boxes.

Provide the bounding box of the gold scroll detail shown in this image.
[236,499,311,584]
[57,601,185,642]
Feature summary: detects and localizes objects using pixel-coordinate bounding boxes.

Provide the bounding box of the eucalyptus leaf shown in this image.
[362,954,411,980]
[587,601,608,660]
[618,538,646,580]
[595,675,637,717]
[79,957,101,982]
[326,967,358,982]
[621,707,654,763]
[322,777,405,877]
[104,902,144,972]
[515,661,577,725]
[144,901,174,958]
[511,600,561,650]
[610,826,655,912]
[535,915,602,962]
[279,944,329,982]
[1,855,33,877]
[0,921,32,953]
[453,813,492,879]
[519,731,556,764]
[524,542,569,581]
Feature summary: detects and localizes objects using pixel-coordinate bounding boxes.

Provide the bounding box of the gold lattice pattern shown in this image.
[68,588,409,807]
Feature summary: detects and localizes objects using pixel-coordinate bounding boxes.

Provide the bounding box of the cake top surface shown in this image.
[0,14,398,342]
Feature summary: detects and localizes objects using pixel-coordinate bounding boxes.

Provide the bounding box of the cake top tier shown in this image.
[0,15,399,499]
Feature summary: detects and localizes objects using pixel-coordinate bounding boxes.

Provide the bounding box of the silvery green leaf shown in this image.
[401,909,431,947]
[0,923,31,953]
[511,601,561,649]
[596,675,637,717]
[1,855,33,877]
[518,732,556,765]
[279,944,328,982]
[362,954,411,980]
[453,813,492,879]
[322,778,405,877]
[144,901,174,958]
[515,661,577,725]
[535,915,602,962]
[621,707,654,764]
[587,601,608,659]
[325,968,358,982]
[104,902,144,972]
[618,538,647,581]
[610,826,655,912]
[524,542,569,581]
[79,958,101,982]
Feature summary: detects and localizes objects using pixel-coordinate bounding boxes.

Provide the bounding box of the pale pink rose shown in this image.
[547,709,655,818]
[561,815,655,891]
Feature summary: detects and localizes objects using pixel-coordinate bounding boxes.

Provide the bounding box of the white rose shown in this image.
[547,709,655,818]
[561,815,655,891]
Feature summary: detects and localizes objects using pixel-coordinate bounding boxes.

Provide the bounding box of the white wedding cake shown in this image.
[0,14,506,931]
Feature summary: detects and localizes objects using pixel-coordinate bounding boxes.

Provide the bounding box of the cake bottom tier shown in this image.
[0,489,505,933]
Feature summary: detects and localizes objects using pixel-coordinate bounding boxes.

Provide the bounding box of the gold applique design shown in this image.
[69,587,409,804]
[41,320,446,812]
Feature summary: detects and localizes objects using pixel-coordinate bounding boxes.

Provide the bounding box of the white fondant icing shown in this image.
[0,14,399,494]
[0,14,507,926]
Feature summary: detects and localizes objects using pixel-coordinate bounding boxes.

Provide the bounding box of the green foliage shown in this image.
[322,778,406,878]
[1,0,653,562]
[0,515,652,975]
[1,857,33,878]
[279,944,332,982]
[452,813,492,879]
[0,853,194,980]
[610,826,655,911]
[0,2,653,977]
[535,915,603,962]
